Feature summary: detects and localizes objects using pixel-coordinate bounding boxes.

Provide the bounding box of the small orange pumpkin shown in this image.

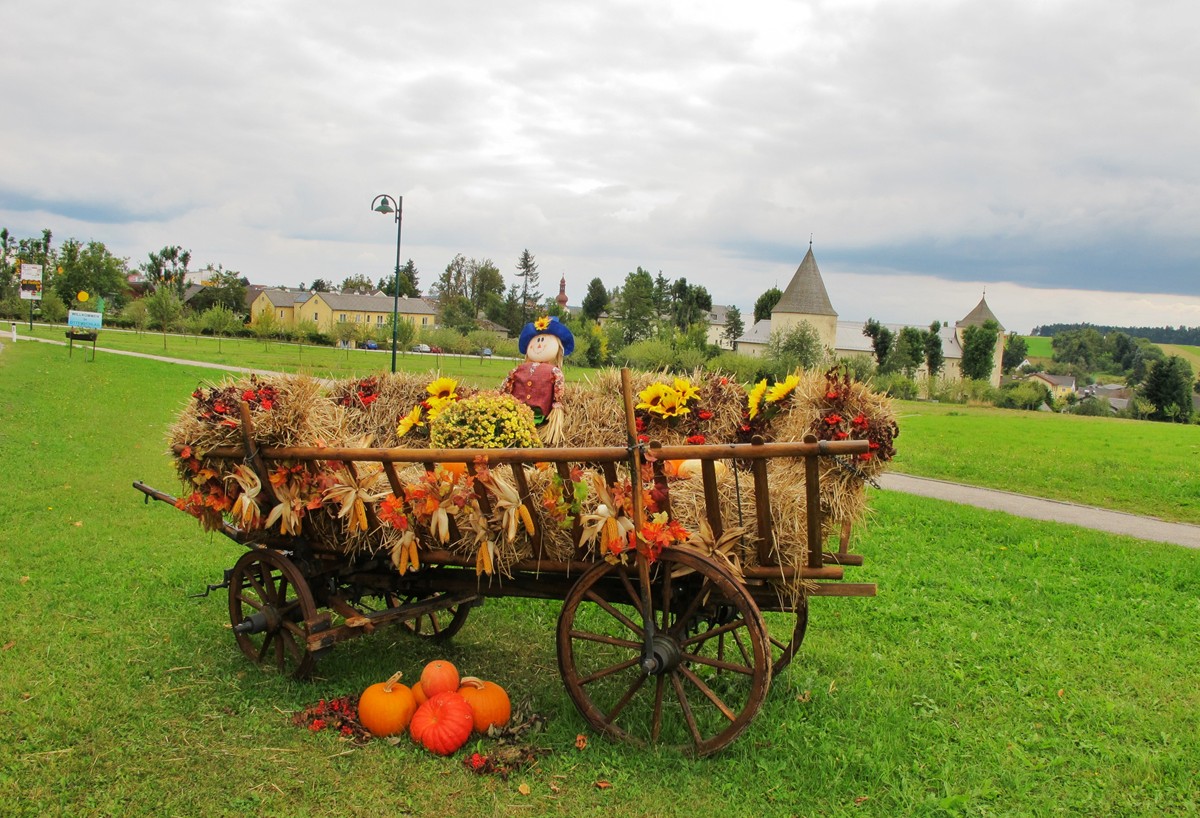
[420,660,460,697]
[357,671,417,737]
[458,676,511,732]
[412,680,428,706]
[409,691,474,755]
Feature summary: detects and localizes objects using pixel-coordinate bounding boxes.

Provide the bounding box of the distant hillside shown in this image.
[1032,323,1200,344]
[1158,344,1200,372]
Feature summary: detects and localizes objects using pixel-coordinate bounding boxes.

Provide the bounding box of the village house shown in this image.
[735,246,1006,386]
[250,288,439,334]
[1026,372,1077,402]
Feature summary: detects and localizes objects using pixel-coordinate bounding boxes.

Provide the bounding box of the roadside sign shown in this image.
[19,263,43,301]
[68,310,104,330]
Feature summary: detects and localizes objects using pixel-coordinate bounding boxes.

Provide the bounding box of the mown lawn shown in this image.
[889,400,1200,524]
[1,340,1198,816]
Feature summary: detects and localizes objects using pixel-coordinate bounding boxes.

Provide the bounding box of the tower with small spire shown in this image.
[769,242,838,349]
[556,276,568,309]
[955,291,1005,387]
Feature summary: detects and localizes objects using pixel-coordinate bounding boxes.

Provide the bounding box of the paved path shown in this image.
[12,334,1200,549]
[878,473,1200,549]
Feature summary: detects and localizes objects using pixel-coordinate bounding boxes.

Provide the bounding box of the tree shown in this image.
[53,238,129,310]
[1141,356,1194,422]
[140,246,191,296]
[581,278,609,322]
[514,249,541,326]
[615,267,656,344]
[1051,327,1104,370]
[894,326,927,379]
[145,287,183,349]
[250,308,282,347]
[430,254,469,303]
[668,278,712,331]
[753,287,782,323]
[188,265,247,315]
[961,319,1001,381]
[1002,333,1029,374]
[309,278,333,292]
[465,258,504,316]
[339,274,374,294]
[862,319,895,372]
[723,305,745,347]
[765,321,825,374]
[202,304,241,353]
[331,320,358,350]
[652,272,672,315]
[440,295,479,335]
[122,299,150,334]
[377,259,420,298]
[924,321,945,377]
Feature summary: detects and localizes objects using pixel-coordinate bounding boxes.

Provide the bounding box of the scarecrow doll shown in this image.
[501,315,573,445]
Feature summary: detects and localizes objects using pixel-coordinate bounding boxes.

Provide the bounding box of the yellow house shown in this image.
[251,289,439,334]
[1026,372,1076,402]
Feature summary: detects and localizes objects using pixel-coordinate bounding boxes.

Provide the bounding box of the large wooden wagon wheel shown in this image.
[557,548,772,756]
[766,595,809,676]
[393,591,473,640]
[228,549,319,679]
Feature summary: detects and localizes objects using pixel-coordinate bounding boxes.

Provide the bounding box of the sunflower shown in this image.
[424,395,454,423]
[672,377,700,406]
[397,404,425,437]
[533,315,551,331]
[747,379,768,420]
[636,383,675,415]
[766,374,800,404]
[426,377,459,401]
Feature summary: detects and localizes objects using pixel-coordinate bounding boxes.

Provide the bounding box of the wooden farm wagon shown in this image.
[135,369,887,755]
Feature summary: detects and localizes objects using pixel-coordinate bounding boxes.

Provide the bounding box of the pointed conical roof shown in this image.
[956,294,1003,331]
[774,246,837,317]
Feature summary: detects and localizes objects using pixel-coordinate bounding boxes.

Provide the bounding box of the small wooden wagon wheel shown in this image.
[228,549,319,679]
[557,547,772,756]
[392,591,473,641]
[766,595,809,676]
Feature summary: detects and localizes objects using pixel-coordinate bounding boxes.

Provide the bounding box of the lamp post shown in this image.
[371,193,403,373]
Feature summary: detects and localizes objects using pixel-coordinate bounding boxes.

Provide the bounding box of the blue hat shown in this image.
[518,315,574,357]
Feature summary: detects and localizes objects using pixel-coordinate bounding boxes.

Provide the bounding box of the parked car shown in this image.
[429,345,443,354]
[411,343,431,353]
[363,340,379,350]
[476,347,493,357]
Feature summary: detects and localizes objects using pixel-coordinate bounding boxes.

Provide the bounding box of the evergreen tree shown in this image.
[581,277,609,322]
[862,319,895,372]
[514,249,541,326]
[723,305,745,346]
[1141,356,1194,422]
[616,267,656,344]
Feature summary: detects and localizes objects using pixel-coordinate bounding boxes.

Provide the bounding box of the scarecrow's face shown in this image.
[526,333,561,363]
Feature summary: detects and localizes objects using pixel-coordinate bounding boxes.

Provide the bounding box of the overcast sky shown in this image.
[3,0,1197,334]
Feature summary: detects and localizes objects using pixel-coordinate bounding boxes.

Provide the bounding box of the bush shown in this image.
[996,381,1052,411]
[873,373,919,400]
[618,339,675,372]
[705,352,762,383]
[1068,398,1110,417]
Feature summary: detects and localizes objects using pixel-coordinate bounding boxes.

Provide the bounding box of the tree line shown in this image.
[1033,322,1200,346]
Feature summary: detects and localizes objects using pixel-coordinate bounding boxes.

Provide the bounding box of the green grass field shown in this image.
[2,340,1198,816]
[1021,335,1053,359]
[890,400,1200,524]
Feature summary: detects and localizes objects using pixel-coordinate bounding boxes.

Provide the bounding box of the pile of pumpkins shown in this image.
[357,660,510,756]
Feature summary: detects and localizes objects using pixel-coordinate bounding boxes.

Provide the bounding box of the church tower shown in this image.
[955,293,1005,387]
[556,276,568,309]
[770,244,838,350]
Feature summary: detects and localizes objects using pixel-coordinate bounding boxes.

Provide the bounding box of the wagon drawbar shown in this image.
[136,369,877,755]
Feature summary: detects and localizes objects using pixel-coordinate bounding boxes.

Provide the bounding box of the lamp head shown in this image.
[373,200,395,215]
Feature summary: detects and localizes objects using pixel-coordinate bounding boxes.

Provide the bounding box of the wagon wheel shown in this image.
[228,549,318,679]
[392,591,473,641]
[766,595,809,676]
[557,548,771,756]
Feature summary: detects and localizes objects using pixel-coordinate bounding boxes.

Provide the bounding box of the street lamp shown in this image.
[370,193,403,373]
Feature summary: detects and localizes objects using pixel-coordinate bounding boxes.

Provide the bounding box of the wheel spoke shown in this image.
[605,672,649,723]
[677,663,737,722]
[668,577,712,638]
[578,655,642,685]
[730,626,753,667]
[616,564,644,611]
[680,651,755,675]
[651,675,666,743]
[583,589,644,638]
[670,671,704,746]
[569,630,642,650]
[680,617,746,648]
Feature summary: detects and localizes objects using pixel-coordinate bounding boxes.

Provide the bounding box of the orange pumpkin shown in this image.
[420,659,460,697]
[409,691,474,755]
[357,671,417,737]
[458,676,511,732]
[412,680,428,706]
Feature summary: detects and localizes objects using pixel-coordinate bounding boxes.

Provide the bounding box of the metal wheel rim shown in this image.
[557,548,771,756]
